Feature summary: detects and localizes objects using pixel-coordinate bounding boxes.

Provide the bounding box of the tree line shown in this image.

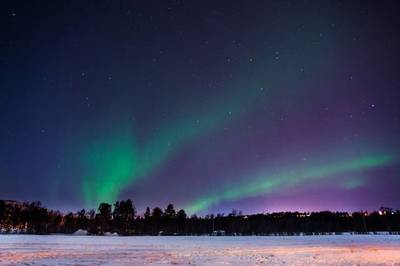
[1,199,399,235]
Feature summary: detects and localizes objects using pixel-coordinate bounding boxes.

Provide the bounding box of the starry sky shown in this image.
[1,1,400,214]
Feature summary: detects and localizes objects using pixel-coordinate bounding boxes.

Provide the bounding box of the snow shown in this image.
[73,229,88,236]
[0,235,399,265]
[104,232,119,236]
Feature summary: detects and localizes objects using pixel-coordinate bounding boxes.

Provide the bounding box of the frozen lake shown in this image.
[1,234,400,265]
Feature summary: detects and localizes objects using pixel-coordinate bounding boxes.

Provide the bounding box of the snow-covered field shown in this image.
[0,235,399,265]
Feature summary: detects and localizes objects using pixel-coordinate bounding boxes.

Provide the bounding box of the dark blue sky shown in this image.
[1,1,400,214]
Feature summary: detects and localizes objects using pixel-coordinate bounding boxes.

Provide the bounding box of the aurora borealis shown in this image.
[186,154,397,213]
[1,1,400,214]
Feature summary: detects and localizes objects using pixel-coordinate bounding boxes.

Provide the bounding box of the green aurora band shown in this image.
[80,30,335,207]
[81,88,261,206]
[185,154,397,213]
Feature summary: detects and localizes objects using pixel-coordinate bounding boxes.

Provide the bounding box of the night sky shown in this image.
[1,1,400,214]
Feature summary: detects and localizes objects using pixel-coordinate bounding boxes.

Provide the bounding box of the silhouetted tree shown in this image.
[88,209,96,219]
[76,209,88,230]
[151,207,163,234]
[98,203,112,220]
[97,203,112,234]
[47,210,62,233]
[176,209,187,234]
[21,201,48,234]
[144,207,151,220]
[164,204,176,217]
[113,199,135,235]
[152,207,163,218]
[1,199,400,236]
[177,209,187,220]
[63,212,76,234]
